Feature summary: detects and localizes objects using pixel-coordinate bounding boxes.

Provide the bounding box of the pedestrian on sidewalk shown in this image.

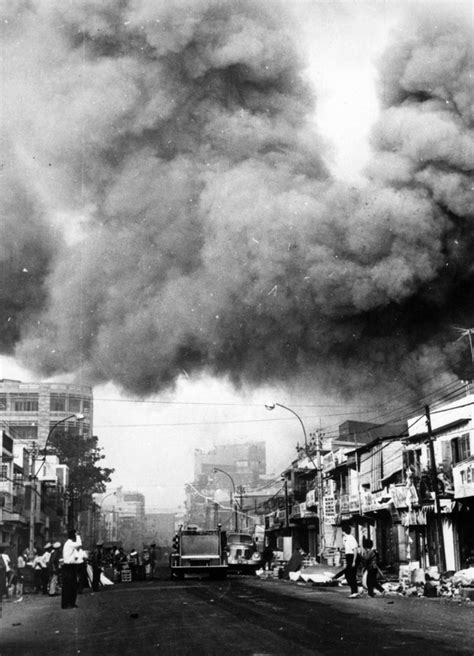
[342,525,360,598]
[360,538,385,598]
[61,529,82,609]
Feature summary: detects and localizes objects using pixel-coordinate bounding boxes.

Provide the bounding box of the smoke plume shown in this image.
[1,0,473,399]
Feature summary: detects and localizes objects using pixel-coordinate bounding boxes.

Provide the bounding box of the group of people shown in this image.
[97,543,158,582]
[335,524,385,598]
[0,529,117,609]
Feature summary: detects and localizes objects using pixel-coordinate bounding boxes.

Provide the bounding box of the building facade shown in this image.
[0,379,93,446]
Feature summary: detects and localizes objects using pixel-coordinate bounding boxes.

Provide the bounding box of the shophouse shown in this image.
[1,432,27,554]
[405,394,474,571]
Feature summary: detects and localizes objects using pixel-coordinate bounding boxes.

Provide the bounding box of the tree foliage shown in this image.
[48,429,114,500]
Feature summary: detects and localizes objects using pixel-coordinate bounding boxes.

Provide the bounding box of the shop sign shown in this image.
[453,459,474,499]
[390,484,411,508]
[349,494,360,513]
[340,493,350,514]
[324,496,337,524]
[360,488,392,513]
[306,489,317,508]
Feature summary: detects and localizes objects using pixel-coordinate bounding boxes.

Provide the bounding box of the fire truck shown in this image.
[169,525,228,579]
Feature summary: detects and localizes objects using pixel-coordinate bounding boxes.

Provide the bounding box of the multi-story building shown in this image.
[0,379,93,446]
[0,379,93,552]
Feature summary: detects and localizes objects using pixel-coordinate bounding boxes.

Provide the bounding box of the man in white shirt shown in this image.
[342,525,360,598]
[61,529,82,609]
[0,545,11,600]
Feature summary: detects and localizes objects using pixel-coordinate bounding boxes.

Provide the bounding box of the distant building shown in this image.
[96,487,145,551]
[186,441,267,530]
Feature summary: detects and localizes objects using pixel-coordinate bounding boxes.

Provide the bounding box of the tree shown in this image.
[48,429,114,524]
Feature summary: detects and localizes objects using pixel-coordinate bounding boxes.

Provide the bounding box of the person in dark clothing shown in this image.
[262,542,274,571]
[360,538,385,597]
[90,542,104,592]
[283,547,305,579]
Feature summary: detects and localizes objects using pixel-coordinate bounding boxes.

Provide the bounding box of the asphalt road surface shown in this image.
[1,573,473,656]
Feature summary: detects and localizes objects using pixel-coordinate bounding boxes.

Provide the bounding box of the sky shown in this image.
[1,0,472,510]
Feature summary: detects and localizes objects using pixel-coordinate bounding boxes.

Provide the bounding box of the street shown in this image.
[1,571,473,656]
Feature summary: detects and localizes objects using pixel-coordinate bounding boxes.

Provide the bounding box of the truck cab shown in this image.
[225,532,262,574]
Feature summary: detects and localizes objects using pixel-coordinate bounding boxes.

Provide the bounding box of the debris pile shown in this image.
[383,565,474,601]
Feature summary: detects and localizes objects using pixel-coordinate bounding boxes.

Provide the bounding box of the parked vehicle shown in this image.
[170,525,228,579]
[225,532,262,574]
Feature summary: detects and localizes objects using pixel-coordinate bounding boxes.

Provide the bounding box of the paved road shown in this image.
[1,574,473,655]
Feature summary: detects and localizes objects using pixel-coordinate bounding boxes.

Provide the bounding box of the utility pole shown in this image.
[237,485,245,532]
[314,430,325,562]
[283,478,289,530]
[28,442,38,555]
[425,405,446,572]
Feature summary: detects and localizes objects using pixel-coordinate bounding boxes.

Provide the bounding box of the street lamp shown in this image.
[213,467,238,532]
[29,413,85,553]
[265,402,308,451]
[265,401,325,562]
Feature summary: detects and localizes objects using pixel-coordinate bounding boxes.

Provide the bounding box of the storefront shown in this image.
[453,457,474,568]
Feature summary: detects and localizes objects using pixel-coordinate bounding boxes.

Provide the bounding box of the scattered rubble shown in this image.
[258,563,474,603]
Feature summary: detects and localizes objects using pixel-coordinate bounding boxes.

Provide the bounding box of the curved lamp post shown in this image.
[213,467,238,531]
[265,402,308,451]
[265,401,325,561]
[29,413,85,553]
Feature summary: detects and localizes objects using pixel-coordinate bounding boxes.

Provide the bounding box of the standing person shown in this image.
[149,543,157,579]
[61,529,82,609]
[342,524,360,598]
[90,542,104,592]
[262,540,274,571]
[48,542,61,597]
[129,548,139,581]
[41,544,52,595]
[32,548,44,594]
[0,545,11,601]
[360,538,385,597]
[13,551,26,602]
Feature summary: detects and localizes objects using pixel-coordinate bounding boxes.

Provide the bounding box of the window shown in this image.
[0,394,6,410]
[452,433,471,464]
[12,395,39,412]
[9,424,38,440]
[68,397,81,413]
[0,464,8,481]
[50,394,66,412]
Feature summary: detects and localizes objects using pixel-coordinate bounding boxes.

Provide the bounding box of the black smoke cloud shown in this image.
[1,0,473,398]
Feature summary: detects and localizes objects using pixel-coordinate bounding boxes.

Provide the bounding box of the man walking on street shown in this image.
[342,524,360,598]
